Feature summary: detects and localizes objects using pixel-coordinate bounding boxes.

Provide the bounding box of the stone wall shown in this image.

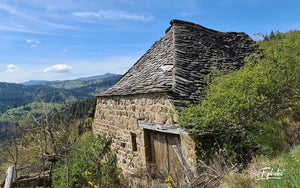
[92,92,196,184]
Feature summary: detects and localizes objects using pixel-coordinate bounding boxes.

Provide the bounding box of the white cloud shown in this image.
[26,39,40,44]
[5,64,19,72]
[61,48,68,53]
[44,64,72,73]
[0,25,54,35]
[0,4,20,16]
[73,10,153,21]
[26,39,40,47]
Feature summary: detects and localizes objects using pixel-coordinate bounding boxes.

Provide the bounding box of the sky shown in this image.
[0,0,300,83]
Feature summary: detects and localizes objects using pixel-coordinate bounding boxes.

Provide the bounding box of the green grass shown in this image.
[221,145,300,188]
[257,145,300,187]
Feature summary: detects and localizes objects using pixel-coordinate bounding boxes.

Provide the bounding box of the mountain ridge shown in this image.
[21,73,120,86]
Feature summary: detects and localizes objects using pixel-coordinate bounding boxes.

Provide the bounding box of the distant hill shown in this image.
[0,82,91,113]
[76,73,118,81]
[1,73,121,113]
[21,73,121,95]
[22,80,48,86]
[0,73,121,141]
[21,73,121,87]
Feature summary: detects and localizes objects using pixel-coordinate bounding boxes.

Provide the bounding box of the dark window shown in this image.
[131,132,137,151]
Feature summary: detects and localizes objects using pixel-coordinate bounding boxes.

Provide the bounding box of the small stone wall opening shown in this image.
[131,132,137,152]
[144,130,155,165]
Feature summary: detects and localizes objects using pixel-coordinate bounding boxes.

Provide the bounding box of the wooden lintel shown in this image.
[138,120,187,135]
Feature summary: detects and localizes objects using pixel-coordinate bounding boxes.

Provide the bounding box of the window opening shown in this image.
[131,132,137,151]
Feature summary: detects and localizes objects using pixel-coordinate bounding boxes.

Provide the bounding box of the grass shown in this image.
[220,145,300,188]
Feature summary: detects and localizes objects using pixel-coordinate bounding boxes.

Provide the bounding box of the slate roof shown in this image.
[98,19,254,106]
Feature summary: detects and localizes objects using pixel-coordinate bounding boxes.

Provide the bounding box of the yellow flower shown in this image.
[88,181,94,186]
[85,171,92,176]
[289,107,292,111]
[278,120,282,124]
[94,185,98,188]
[167,182,172,188]
[297,159,299,163]
[292,155,296,158]
[165,175,172,182]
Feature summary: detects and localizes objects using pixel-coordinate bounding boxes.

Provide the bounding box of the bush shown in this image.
[179,30,300,164]
[52,132,121,188]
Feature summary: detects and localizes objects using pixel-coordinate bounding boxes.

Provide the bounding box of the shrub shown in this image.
[52,132,121,188]
[179,30,300,164]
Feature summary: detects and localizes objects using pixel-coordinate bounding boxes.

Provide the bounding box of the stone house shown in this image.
[92,19,253,185]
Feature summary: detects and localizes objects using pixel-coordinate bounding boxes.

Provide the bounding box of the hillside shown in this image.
[0,73,121,141]
[1,73,121,112]
[0,82,91,113]
[21,73,121,93]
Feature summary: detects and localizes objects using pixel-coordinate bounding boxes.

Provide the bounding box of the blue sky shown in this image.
[0,0,300,83]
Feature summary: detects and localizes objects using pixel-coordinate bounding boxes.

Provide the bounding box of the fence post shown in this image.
[4,165,14,188]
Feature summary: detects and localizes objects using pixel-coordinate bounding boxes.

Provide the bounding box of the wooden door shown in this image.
[153,132,169,174]
[144,130,185,179]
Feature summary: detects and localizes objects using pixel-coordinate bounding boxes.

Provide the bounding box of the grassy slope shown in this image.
[221,144,300,187]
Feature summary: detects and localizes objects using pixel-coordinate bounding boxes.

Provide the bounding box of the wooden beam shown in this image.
[138,120,187,135]
[4,165,14,188]
[172,145,194,183]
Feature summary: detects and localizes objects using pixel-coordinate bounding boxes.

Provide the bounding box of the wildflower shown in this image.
[167,182,172,188]
[292,155,296,158]
[88,181,94,186]
[297,159,300,163]
[165,175,172,182]
[278,120,282,124]
[94,185,98,188]
[85,170,92,176]
[289,107,292,111]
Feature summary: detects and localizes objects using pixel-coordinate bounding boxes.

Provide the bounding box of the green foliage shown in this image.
[44,74,121,95]
[0,82,91,113]
[0,102,62,141]
[221,145,300,187]
[0,96,96,179]
[52,133,121,188]
[179,30,300,163]
[0,74,119,141]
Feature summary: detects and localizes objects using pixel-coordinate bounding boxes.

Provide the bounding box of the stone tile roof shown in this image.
[98,19,254,106]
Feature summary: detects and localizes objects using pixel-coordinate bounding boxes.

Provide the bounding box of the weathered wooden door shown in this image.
[144,130,185,178]
[153,132,169,173]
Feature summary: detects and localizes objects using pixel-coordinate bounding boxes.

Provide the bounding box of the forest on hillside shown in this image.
[0,74,121,141]
[0,74,122,187]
